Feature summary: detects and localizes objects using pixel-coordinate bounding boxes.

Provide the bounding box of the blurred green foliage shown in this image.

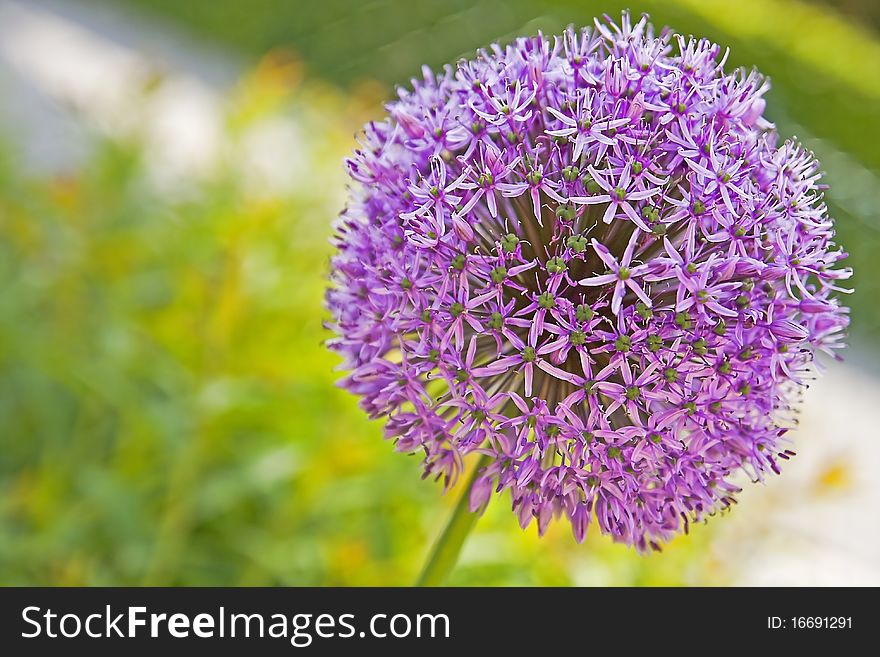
[1,0,877,585]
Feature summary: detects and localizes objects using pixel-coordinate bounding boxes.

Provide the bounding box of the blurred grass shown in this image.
[0,67,442,585]
[1,0,877,585]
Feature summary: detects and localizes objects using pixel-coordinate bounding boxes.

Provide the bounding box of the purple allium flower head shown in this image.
[327,12,851,550]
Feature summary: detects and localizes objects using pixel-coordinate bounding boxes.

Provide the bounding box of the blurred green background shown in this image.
[1,0,878,585]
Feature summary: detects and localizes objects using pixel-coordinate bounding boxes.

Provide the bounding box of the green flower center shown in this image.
[500,233,519,252]
[582,175,602,194]
[567,234,588,253]
[546,257,567,274]
[555,204,576,221]
[576,304,595,323]
[562,166,580,182]
[490,266,508,283]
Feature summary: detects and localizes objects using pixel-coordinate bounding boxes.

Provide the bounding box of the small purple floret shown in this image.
[327,13,851,550]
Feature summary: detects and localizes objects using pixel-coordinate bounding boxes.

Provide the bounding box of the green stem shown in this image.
[415,454,490,587]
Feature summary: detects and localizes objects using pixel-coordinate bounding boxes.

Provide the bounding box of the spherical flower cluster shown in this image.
[327,13,850,549]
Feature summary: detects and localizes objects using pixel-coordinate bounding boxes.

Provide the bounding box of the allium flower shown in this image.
[327,12,851,550]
